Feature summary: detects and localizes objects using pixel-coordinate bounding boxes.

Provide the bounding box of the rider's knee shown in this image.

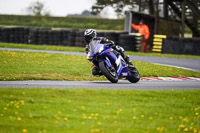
[92,66,101,76]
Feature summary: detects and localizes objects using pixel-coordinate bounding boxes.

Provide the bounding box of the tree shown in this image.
[92,0,151,18]
[27,1,50,16]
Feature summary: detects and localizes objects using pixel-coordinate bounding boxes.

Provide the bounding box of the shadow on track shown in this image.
[91,80,134,84]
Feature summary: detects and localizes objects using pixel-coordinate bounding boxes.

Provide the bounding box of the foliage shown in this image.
[26,1,50,16]
[92,0,149,17]
[0,15,124,30]
[0,88,200,133]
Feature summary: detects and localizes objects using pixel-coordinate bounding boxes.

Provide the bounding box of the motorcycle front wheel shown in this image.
[99,60,118,83]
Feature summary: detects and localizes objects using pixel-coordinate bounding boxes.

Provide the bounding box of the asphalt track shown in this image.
[0,48,199,90]
[0,80,200,89]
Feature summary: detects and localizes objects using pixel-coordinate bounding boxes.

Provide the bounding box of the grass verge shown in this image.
[1,42,200,59]
[0,51,200,81]
[0,42,85,52]
[0,88,200,133]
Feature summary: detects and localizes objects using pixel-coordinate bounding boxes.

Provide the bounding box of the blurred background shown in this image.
[0,0,117,18]
[0,0,199,55]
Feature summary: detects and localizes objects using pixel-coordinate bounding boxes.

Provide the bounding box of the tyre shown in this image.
[98,60,118,83]
[127,67,140,83]
[119,34,135,51]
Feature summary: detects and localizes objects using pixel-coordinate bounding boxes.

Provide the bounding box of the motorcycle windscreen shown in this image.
[89,40,101,53]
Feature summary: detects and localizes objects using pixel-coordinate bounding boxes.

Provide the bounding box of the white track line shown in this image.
[141,77,200,81]
[153,63,200,72]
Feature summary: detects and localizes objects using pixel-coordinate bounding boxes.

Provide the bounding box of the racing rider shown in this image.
[84,29,134,76]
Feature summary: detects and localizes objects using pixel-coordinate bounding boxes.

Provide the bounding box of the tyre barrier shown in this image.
[162,36,200,55]
[0,27,143,51]
[119,33,144,52]
[151,35,200,55]
[152,34,167,53]
[0,27,30,44]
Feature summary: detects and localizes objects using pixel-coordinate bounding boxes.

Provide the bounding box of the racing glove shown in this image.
[85,45,89,54]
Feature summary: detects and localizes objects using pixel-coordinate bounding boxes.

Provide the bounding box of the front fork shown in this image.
[104,57,112,68]
[97,57,116,73]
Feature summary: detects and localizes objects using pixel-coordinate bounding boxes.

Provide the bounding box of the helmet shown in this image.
[84,29,97,44]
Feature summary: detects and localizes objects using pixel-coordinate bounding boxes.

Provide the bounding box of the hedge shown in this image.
[0,15,124,30]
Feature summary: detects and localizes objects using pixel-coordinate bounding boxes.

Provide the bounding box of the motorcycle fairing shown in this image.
[98,48,129,78]
[88,40,132,78]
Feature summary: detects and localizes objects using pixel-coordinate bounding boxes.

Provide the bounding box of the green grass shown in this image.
[0,50,199,81]
[0,14,124,30]
[1,42,200,59]
[0,50,103,81]
[126,51,200,59]
[0,88,200,133]
[0,42,85,52]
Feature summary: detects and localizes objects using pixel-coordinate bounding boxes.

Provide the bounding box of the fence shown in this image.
[0,27,143,52]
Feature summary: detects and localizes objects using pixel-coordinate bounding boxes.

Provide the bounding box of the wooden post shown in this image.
[163,0,168,19]
[154,0,159,34]
[138,0,142,12]
[191,0,198,37]
[124,11,132,33]
[149,0,154,15]
[181,0,185,37]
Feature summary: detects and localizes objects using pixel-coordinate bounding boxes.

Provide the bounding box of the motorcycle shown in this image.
[87,40,140,83]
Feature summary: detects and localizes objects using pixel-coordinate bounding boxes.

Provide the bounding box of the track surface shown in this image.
[0,48,200,72]
[0,48,199,90]
[129,55,200,72]
[0,80,200,89]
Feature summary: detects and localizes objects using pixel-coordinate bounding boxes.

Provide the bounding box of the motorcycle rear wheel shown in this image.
[99,60,118,83]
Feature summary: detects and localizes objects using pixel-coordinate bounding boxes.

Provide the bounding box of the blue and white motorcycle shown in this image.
[87,40,140,83]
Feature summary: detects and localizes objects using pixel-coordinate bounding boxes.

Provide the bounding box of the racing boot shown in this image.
[125,55,135,68]
[92,66,102,77]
